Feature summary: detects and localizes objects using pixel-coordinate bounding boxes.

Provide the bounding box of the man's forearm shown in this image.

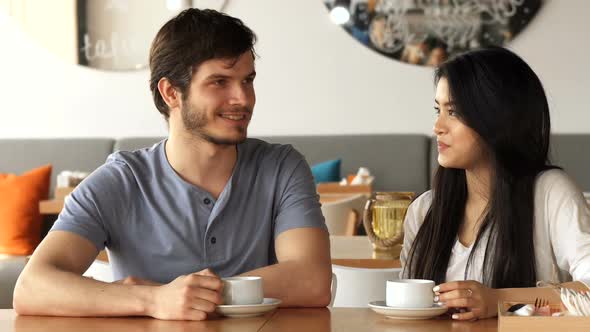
[242,261,332,307]
[14,265,155,317]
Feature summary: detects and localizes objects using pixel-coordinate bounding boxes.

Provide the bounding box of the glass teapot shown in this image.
[363,192,415,254]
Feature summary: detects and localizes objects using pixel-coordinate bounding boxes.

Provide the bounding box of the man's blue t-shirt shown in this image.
[51,138,326,282]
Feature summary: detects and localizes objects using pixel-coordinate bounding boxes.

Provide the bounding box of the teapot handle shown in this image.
[363,198,377,242]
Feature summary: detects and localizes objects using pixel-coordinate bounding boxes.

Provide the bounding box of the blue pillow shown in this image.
[311,159,341,184]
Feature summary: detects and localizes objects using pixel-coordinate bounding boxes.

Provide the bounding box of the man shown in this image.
[14,9,331,320]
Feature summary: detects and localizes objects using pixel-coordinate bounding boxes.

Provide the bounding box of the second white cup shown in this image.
[386,279,435,308]
[221,276,264,305]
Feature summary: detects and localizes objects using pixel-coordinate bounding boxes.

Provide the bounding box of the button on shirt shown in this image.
[51,138,326,283]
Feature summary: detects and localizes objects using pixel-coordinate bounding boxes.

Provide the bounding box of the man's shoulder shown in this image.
[106,140,165,172]
[81,140,166,193]
[64,141,166,217]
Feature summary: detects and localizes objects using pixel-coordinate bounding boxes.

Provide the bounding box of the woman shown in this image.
[400,47,590,321]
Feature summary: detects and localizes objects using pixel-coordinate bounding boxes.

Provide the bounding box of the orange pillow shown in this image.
[0,165,52,255]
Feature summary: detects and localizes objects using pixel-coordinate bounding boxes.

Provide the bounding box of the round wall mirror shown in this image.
[1,0,228,71]
[324,0,542,67]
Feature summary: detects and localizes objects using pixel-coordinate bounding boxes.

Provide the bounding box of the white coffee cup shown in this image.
[222,276,264,305]
[386,279,435,308]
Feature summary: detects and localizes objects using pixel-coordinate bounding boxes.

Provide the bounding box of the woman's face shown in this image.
[433,78,486,170]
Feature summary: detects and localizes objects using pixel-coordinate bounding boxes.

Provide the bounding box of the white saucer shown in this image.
[216,298,281,318]
[368,301,448,320]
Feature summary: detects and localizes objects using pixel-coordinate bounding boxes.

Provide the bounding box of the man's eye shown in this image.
[213,80,226,86]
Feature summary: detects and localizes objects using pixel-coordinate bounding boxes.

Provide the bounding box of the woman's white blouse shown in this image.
[400,169,590,286]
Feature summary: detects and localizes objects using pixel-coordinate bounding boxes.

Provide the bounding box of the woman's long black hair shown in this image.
[406,47,557,288]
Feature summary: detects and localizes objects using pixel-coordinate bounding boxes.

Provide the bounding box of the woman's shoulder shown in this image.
[535,169,587,222]
[411,190,434,209]
[535,169,583,199]
[406,190,433,228]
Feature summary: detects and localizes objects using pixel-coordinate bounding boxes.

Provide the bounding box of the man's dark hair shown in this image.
[149,8,257,119]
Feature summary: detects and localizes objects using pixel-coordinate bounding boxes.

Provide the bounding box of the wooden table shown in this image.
[0,309,272,331]
[262,308,498,332]
[0,308,498,331]
[39,199,64,215]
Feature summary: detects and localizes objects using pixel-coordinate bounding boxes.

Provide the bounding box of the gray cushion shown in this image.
[259,135,431,193]
[0,139,114,196]
[550,135,590,191]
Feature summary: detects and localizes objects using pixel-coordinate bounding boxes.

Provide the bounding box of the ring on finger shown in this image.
[466,288,473,297]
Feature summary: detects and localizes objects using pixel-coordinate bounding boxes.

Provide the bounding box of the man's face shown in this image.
[180,51,256,145]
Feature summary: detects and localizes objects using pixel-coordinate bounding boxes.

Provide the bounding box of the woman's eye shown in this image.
[434,107,440,115]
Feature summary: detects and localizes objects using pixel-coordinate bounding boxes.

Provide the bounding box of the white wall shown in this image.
[0,0,588,138]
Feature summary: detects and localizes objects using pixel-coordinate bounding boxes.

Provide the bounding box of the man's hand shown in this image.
[15,232,225,319]
[146,269,224,321]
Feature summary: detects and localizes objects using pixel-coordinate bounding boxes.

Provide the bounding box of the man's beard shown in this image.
[181,99,249,146]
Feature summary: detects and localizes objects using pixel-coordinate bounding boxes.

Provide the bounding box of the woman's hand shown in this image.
[434,280,498,321]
